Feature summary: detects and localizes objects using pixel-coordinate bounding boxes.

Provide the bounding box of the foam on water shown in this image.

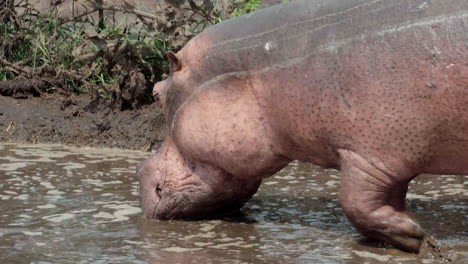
[43,213,75,223]
[37,204,57,209]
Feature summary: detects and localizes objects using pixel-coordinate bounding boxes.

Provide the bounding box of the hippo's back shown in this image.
[182,0,467,81]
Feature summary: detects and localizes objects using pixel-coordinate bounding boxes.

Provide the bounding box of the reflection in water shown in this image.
[0,143,466,263]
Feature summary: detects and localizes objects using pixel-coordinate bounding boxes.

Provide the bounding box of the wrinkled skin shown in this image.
[137,0,468,253]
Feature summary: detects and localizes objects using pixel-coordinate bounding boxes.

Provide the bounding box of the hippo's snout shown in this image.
[153,80,168,106]
[136,140,264,220]
[136,154,164,219]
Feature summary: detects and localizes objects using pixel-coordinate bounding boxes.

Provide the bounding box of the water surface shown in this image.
[0,143,466,263]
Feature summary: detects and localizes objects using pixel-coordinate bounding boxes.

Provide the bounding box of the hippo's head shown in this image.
[137,51,262,220]
[137,138,261,220]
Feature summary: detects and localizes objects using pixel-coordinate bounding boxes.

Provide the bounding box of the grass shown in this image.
[0,71,9,81]
[231,0,262,17]
[0,2,173,98]
[0,0,267,99]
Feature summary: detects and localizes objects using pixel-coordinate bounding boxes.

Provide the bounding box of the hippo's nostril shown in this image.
[156,184,162,199]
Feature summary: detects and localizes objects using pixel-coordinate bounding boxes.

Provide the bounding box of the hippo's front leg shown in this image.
[338,149,426,252]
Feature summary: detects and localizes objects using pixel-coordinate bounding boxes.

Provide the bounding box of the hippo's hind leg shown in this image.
[337,149,426,252]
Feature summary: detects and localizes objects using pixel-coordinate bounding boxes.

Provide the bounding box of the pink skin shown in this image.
[137,138,262,220]
[137,0,468,253]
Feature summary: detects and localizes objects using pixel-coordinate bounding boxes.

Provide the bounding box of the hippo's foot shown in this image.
[355,206,425,251]
[338,149,426,252]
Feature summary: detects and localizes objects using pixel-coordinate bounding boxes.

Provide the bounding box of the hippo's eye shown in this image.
[153,92,160,102]
[156,185,162,199]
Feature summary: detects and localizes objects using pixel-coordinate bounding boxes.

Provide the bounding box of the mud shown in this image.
[0,95,166,151]
[0,143,466,263]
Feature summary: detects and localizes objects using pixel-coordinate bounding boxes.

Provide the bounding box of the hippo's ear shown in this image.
[167,51,182,72]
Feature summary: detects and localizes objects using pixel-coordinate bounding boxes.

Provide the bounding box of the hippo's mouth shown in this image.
[152,192,191,220]
[150,188,256,220]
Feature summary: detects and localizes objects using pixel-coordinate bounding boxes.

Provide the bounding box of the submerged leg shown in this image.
[338,149,426,252]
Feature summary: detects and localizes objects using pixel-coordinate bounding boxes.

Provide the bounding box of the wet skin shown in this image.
[137,0,468,253]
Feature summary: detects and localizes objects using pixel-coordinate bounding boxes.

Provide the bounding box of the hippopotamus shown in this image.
[137,0,468,252]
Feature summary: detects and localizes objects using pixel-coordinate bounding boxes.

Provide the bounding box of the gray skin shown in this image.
[137,0,468,253]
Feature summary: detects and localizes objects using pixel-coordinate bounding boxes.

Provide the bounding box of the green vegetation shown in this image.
[0,1,173,98]
[232,0,262,17]
[0,0,266,99]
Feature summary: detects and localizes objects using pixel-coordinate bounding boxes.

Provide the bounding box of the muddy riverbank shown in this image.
[0,94,166,151]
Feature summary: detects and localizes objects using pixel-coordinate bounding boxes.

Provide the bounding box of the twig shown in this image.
[181,7,215,25]
[62,69,95,88]
[74,52,99,63]
[4,66,20,75]
[58,6,157,25]
[59,8,100,25]
[0,57,31,75]
[13,57,33,67]
[132,9,157,20]
[6,122,13,132]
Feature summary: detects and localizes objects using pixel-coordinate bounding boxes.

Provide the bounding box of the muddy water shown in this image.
[0,143,466,263]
